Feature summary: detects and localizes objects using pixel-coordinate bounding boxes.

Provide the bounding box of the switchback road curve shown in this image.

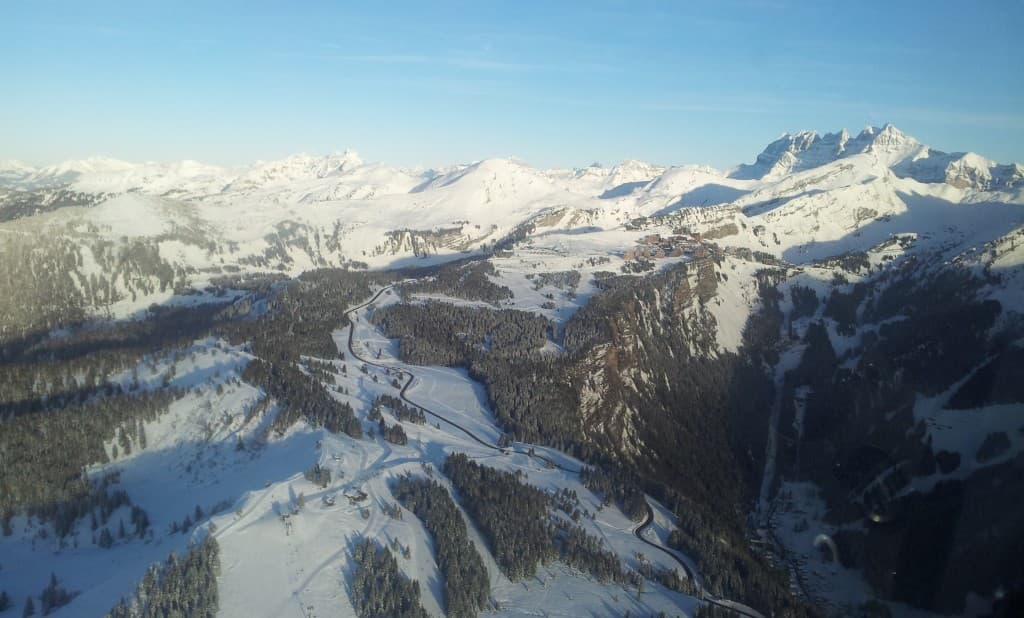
[343,286,764,618]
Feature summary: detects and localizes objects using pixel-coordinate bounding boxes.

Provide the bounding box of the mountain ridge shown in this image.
[2,125,1015,205]
[1,124,1023,618]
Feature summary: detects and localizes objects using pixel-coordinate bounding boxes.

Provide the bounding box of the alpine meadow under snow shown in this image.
[1,125,1023,618]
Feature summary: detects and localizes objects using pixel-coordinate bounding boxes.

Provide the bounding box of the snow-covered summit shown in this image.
[225,150,365,191]
[411,157,557,201]
[544,159,666,198]
[729,123,922,180]
[1,125,1020,274]
[0,159,36,186]
[895,148,1024,191]
[5,124,1018,204]
[4,156,139,189]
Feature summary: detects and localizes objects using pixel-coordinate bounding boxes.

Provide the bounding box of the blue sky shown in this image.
[3,1,1023,169]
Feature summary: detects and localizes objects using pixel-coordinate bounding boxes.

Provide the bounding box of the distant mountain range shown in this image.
[1,124,1020,269]
[1,126,1023,617]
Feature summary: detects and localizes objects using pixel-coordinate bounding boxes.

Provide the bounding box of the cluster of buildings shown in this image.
[622,232,709,261]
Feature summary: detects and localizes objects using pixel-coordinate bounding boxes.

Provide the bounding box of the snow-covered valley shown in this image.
[1,125,1023,618]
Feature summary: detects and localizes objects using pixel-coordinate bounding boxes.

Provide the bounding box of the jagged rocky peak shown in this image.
[862,122,916,150]
[731,127,863,179]
[733,122,1019,183]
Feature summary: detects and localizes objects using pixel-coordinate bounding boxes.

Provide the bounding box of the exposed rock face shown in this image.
[564,261,733,484]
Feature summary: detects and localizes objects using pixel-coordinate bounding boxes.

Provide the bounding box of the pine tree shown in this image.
[0,591,10,611]
[118,427,131,456]
[98,528,114,548]
[21,596,33,618]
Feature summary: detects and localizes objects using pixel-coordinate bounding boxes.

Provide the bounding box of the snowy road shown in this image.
[345,285,765,618]
[344,285,580,473]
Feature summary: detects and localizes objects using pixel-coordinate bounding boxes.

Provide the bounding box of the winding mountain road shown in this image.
[343,285,764,618]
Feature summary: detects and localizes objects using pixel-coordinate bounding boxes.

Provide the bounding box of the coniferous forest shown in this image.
[349,538,429,618]
[441,453,628,585]
[106,536,220,618]
[392,475,490,618]
[443,453,555,580]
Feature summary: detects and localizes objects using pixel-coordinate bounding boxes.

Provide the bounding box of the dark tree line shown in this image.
[350,538,428,618]
[373,394,426,424]
[0,187,107,223]
[442,454,627,584]
[469,354,583,453]
[822,282,868,336]
[526,270,581,292]
[383,259,813,616]
[551,517,626,583]
[443,453,555,580]
[0,233,194,347]
[667,500,808,616]
[636,562,697,596]
[0,390,173,537]
[580,465,647,522]
[694,604,745,618]
[392,475,490,617]
[811,250,871,274]
[377,419,409,446]
[218,268,387,361]
[106,535,220,618]
[398,260,512,305]
[371,301,583,451]
[370,301,549,367]
[788,284,819,321]
[242,358,361,437]
[1,301,230,417]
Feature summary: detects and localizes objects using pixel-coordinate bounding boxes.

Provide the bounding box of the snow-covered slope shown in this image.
[0,124,1021,323]
[545,159,667,198]
[729,124,920,180]
[2,125,1024,618]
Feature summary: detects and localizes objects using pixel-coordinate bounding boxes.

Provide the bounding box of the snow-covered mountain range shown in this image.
[2,126,1023,618]
[1,124,1020,280]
